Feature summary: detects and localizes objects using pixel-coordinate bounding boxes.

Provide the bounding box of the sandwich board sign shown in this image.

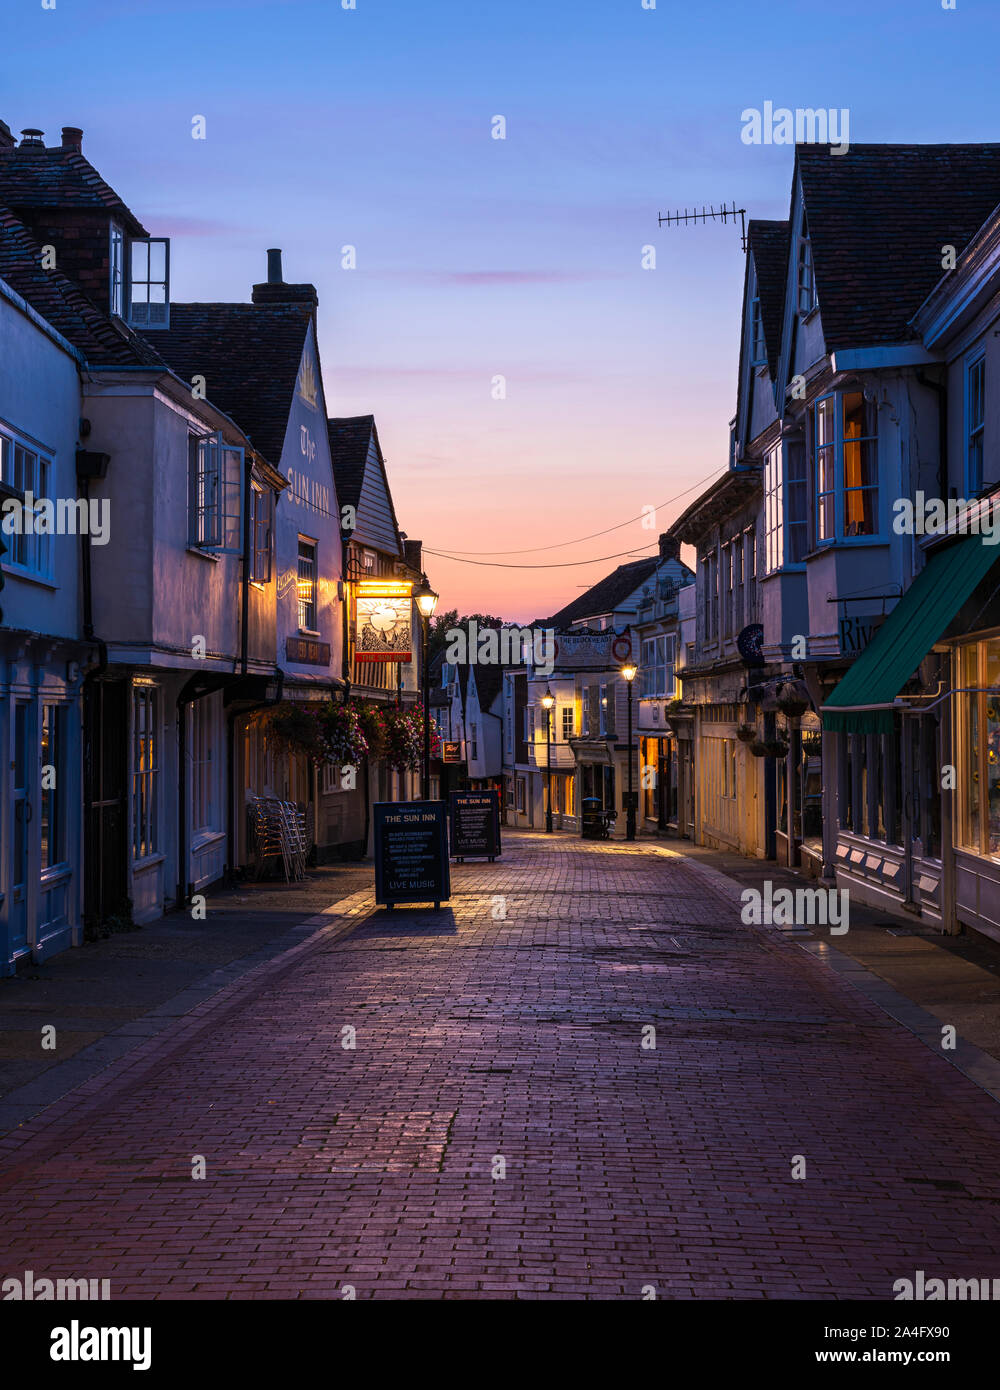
[373,801,450,910]
[448,790,501,862]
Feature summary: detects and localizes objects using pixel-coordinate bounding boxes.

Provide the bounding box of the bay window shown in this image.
[765,440,808,572]
[814,391,879,542]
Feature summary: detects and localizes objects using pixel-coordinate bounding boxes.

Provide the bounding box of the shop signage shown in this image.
[839,614,882,655]
[286,637,330,665]
[448,790,501,861]
[550,631,632,670]
[356,579,413,663]
[373,801,450,909]
[442,741,463,763]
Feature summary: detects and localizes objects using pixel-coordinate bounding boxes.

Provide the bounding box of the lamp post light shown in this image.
[620,661,638,841]
[414,574,439,799]
[541,687,555,833]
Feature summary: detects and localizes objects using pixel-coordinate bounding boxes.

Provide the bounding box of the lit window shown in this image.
[188,432,244,552]
[297,538,317,631]
[133,685,160,860]
[814,392,879,542]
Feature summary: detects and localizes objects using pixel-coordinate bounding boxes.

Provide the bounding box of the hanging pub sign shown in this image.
[737,623,765,668]
[355,579,413,663]
[441,740,463,764]
[374,801,450,910]
[448,790,501,862]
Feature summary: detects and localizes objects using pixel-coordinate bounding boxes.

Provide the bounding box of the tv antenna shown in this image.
[658,201,747,253]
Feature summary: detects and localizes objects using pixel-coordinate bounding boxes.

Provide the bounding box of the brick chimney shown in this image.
[19,128,45,149]
[658,533,680,563]
[403,539,423,572]
[251,248,318,309]
[61,126,83,153]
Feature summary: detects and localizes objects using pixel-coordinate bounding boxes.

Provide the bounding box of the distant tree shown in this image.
[427,611,505,665]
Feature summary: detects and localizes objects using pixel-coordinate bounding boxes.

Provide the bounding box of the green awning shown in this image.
[822,534,999,735]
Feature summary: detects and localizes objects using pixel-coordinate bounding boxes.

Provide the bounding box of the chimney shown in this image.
[61,126,83,153]
[252,248,318,309]
[658,533,680,563]
[0,120,14,151]
[19,128,45,148]
[403,539,423,573]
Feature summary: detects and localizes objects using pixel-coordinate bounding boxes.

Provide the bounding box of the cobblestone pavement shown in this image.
[2,832,1000,1299]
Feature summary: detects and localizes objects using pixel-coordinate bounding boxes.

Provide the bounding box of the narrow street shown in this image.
[3,832,1000,1300]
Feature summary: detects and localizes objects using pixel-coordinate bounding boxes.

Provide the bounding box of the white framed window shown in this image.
[525,706,535,741]
[797,229,817,316]
[966,352,986,496]
[297,537,318,631]
[127,237,170,328]
[814,391,879,542]
[249,481,273,582]
[109,222,125,317]
[188,432,244,552]
[562,705,575,741]
[516,777,526,813]
[640,635,676,698]
[750,294,766,367]
[0,427,53,578]
[133,684,160,860]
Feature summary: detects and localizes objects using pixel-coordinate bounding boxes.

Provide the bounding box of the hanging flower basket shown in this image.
[382,705,425,771]
[801,734,823,757]
[749,739,770,758]
[736,722,757,743]
[315,700,369,766]
[767,739,790,759]
[264,702,327,760]
[776,694,809,718]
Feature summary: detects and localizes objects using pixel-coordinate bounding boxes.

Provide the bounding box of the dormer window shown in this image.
[127,238,170,327]
[109,222,125,317]
[109,222,170,327]
[750,295,766,366]
[797,229,817,316]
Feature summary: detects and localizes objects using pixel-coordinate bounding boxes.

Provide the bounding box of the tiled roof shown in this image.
[472,663,505,714]
[539,557,659,629]
[747,219,789,376]
[797,143,1000,350]
[0,205,163,367]
[0,141,147,235]
[146,304,312,464]
[327,416,374,511]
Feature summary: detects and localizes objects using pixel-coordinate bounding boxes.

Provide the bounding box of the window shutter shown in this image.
[187,435,201,545]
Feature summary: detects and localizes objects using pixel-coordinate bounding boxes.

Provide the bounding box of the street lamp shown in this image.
[541,687,555,833]
[414,574,438,799]
[620,662,638,841]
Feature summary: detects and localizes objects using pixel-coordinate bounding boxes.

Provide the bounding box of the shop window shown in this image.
[133,684,160,860]
[40,704,66,870]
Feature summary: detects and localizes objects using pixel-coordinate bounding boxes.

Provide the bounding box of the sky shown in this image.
[4,0,999,621]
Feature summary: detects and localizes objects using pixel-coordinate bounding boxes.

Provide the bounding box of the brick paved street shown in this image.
[3,831,1000,1300]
